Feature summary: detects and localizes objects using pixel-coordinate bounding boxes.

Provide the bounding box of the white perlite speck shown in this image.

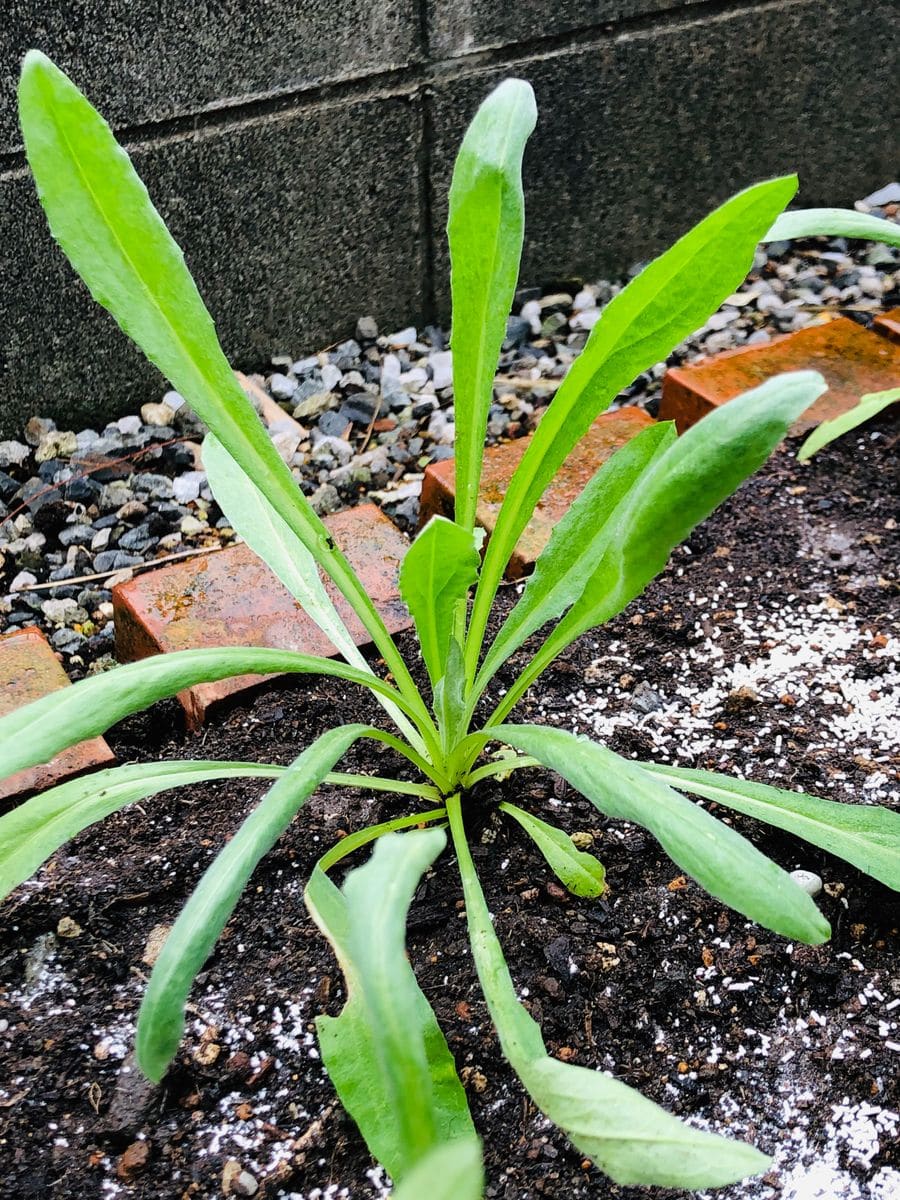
[564,597,898,807]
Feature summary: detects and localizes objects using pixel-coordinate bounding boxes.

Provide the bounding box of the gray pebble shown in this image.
[94,550,144,572]
[0,441,30,469]
[320,363,342,392]
[356,315,378,341]
[269,372,298,402]
[504,315,531,348]
[291,355,319,376]
[58,524,95,547]
[333,339,361,370]
[312,436,353,467]
[51,627,84,653]
[294,391,337,420]
[388,326,417,348]
[10,570,37,592]
[309,483,341,515]
[131,473,173,500]
[172,472,206,504]
[631,681,666,713]
[117,415,142,436]
[318,410,350,438]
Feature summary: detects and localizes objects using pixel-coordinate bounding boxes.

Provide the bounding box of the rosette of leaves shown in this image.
[3,52,899,1195]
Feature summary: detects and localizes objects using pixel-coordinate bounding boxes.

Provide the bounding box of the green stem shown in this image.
[325,772,441,801]
[361,728,450,792]
[461,755,541,789]
[316,808,448,873]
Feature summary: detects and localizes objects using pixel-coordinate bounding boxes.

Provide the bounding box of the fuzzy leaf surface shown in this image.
[449,78,536,531]
[764,208,900,250]
[0,647,405,784]
[499,802,605,897]
[641,764,900,890]
[798,388,900,462]
[493,726,830,944]
[0,760,283,901]
[306,830,475,1179]
[136,726,365,1081]
[390,1136,484,1200]
[17,51,405,681]
[399,517,480,687]
[434,638,468,753]
[447,801,770,1188]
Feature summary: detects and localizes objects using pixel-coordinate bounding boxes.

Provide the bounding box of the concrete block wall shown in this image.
[0,0,896,433]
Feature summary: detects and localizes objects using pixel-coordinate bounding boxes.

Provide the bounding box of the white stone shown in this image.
[388,325,417,348]
[429,350,454,391]
[790,869,823,897]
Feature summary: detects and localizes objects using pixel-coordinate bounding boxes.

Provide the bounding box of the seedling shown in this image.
[3,53,899,1194]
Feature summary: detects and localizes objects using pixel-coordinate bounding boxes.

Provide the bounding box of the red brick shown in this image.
[873,307,900,345]
[0,626,115,802]
[419,408,655,579]
[660,317,900,434]
[113,504,411,728]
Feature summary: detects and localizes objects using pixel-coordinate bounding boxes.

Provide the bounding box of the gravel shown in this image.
[1,190,897,675]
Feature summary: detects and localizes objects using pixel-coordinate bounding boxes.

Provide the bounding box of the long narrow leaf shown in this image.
[449,79,536,532]
[203,434,359,657]
[390,1136,484,1200]
[490,371,826,722]
[641,763,900,891]
[399,517,481,687]
[466,176,799,673]
[476,421,675,691]
[492,726,830,944]
[499,802,605,897]
[135,725,365,1081]
[0,760,283,901]
[18,51,414,697]
[306,830,475,1179]
[554,372,825,641]
[0,646,408,783]
[446,799,769,1189]
[764,208,900,250]
[204,434,425,751]
[798,388,900,462]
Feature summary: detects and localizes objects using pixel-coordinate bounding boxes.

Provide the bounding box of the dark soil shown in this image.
[1,414,898,1200]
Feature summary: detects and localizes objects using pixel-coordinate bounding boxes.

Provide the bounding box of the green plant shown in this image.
[797,386,899,461]
[3,51,899,1194]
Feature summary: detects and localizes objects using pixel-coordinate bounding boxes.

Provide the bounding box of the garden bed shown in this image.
[0,413,898,1200]
[2,225,897,676]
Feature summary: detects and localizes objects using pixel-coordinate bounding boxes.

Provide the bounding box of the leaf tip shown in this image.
[21,48,52,77]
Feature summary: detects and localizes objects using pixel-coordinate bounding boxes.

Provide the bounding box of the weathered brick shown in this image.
[113,504,411,727]
[0,626,115,802]
[873,307,900,345]
[419,408,655,579]
[660,317,900,434]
